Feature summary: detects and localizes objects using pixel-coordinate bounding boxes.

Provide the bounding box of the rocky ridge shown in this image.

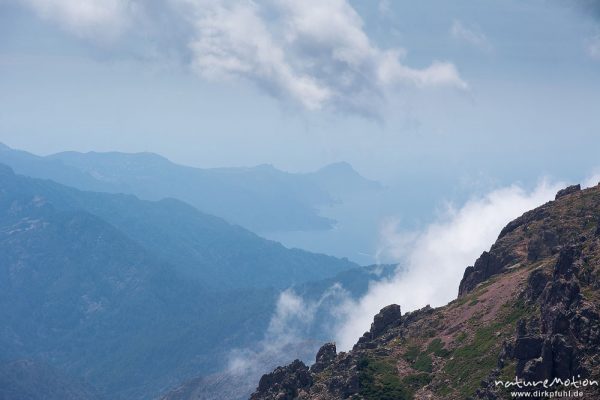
[251,183,600,399]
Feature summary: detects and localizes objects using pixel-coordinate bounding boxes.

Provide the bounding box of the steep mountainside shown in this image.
[251,184,600,399]
[0,165,279,398]
[0,164,362,399]
[0,163,356,289]
[0,143,381,232]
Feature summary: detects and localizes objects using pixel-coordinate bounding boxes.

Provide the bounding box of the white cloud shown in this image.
[179,0,467,115]
[587,36,600,60]
[451,19,493,53]
[14,0,467,115]
[583,170,600,188]
[333,180,561,350]
[225,285,349,386]
[18,0,137,40]
[184,1,331,111]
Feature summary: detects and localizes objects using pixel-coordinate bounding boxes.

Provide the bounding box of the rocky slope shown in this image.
[251,184,600,399]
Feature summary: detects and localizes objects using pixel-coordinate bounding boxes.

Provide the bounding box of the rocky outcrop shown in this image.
[371,304,402,337]
[251,183,600,400]
[355,304,402,347]
[476,245,600,398]
[458,250,511,296]
[310,343,337,373]
[459,184,588,297]
[555,184,581,200]
[250,360,312,400]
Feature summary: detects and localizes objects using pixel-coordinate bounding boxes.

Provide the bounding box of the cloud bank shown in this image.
[183,0,466,114]
[333,180,562,349]
[224,286,349,395]
[12,0,466,116]
[226,175,600,381]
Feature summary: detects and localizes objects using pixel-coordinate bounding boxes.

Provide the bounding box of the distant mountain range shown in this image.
[0,163,387,399]
[0,143,381,233]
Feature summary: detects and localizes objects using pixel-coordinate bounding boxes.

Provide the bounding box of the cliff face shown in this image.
[251,184,600,399]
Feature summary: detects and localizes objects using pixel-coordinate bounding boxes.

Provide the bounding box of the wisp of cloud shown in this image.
[333,180,562,350]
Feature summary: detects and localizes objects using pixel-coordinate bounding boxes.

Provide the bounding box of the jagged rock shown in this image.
[402,304,433,325]
[498,206,549,239]
[513,336,544,360]
[553,246,580,279]
[542,279,581,311]
[551,311,570,335]
[326,370,359,398]
[571,305,600,345]
[555,184,581,200]
[370,304,401,338]
[524,268,550,302]
[310,343,336,373]
[459,250,515,296]
[459,251,502,296]
[251,360,312,400]
[518,338,553,381]
[527,230,558,261]
[551,335,574,379]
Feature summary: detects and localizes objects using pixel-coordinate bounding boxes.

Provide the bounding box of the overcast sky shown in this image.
[1,0,599,185]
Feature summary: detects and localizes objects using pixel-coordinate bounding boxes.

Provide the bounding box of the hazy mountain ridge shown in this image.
[0,167,275,397]
[0,163,357,289]
[250,184,600,399]
[0,164,366,399]
[0,143,381,233]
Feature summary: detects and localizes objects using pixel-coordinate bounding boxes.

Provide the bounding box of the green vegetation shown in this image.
[402,338,449,375]
[499,361,516,382]
[358,357,412,400]
[450,296,471,307]
[440,301,528,398]
[358,357,435,400]
[497,361,518,397]
[426,338,451,358]
[404,345,420,363]
[413,354,433,373]
[401,373,432,390]
[403,344,432,372]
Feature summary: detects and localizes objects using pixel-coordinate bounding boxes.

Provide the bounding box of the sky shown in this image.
[1,0,600,187]
[3,0,600,357]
